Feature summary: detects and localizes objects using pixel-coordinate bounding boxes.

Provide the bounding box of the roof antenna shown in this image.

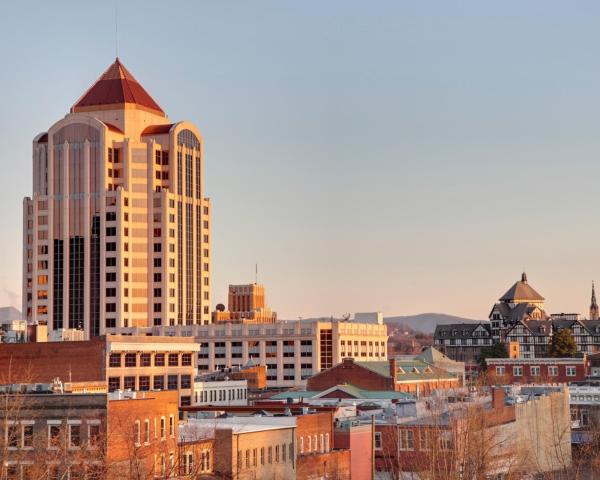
[115,1,119,59]
[255,263,258,284]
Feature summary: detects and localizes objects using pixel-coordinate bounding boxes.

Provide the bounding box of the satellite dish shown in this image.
[216,303,226,312]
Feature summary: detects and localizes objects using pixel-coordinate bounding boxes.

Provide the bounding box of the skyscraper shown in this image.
[23,59,211,339]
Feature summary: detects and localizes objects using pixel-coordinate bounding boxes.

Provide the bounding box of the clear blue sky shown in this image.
[1,1,600,319]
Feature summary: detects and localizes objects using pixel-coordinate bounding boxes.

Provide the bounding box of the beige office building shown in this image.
[23,59,211,338]
[138,316,388,388]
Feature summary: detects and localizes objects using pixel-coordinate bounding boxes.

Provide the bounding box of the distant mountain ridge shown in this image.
[384,313,486,334]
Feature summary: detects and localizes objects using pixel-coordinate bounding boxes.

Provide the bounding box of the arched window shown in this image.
[177,129,201,150]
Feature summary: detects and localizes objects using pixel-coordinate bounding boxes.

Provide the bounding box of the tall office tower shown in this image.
[23,59,211,339]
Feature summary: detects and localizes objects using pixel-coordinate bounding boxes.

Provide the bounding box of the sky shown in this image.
[1,1,600,320]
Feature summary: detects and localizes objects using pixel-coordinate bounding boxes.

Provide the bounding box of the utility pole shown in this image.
[371,414,376,480]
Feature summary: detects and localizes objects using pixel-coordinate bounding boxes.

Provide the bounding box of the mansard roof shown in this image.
[71,58,164,116]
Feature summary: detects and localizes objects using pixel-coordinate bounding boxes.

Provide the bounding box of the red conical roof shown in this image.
[71,58,164,116]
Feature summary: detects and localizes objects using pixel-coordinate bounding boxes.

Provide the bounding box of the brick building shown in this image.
[178,433,214,477]
[0,335,199,405]
[181,405,349,479]
[0,386,179,479]
[307,356,459,395]
[106,390,180,478]
[374,388,572,478]
[182,418,297,479]
[486,357,587,384]
[335,421,374,480]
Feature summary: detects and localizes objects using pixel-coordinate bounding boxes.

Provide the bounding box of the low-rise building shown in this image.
[178,432,214,477]
[307,356,459,396]
[486,357,587,384]
[0,335,199,406]
[334,421,374,480]
[374,387,572,479]
[193,377,248,407]
[568,385,600,445]
[270,384,412,408]
[180,407,351,480]
[0,385,179,479]
[182,417,297,479]
[106,390,180,478]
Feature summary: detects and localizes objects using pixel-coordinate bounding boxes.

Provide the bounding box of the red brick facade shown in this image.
[307,358,394,391]
[297,411,335,457]
[107,390,180,478]
[0,337,105,383]
[297,449,351,480]
[375,389,516,478]
[486,358,587,384]
[335,424,373,480]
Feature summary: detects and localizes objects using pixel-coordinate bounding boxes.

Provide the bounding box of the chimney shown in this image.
[389,358,397,381]
[492,387,505,411]
[342,358,354,367]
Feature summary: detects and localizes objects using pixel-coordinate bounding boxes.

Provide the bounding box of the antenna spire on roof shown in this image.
[115,1,119,58]
[521,272,528,283]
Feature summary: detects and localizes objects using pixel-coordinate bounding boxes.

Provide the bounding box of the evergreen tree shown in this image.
[478,342,508,367]
[548,329,577,358]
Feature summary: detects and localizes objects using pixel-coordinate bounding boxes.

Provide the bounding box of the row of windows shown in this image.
[194,388,247,403]
[108,374,192,392]
[4,462,103,480]
[5,419,100,451]
[438,338,493,346]
[496,365,578,377]
[238,443,294,470]
[109,352,192,368]
[299,433,330,454]
[181,448,212,475]
[374,430,453,452]
[133,414,175,445]
[438,329,490,338]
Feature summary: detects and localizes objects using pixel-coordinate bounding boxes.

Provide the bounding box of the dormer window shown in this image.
[397,367,405,375]
[462,329,468,336]
[452,330,457,336]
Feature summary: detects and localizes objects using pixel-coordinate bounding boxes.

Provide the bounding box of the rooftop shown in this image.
[71,58,165,116]
[499,272,545,303]
[182,417,296,436]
